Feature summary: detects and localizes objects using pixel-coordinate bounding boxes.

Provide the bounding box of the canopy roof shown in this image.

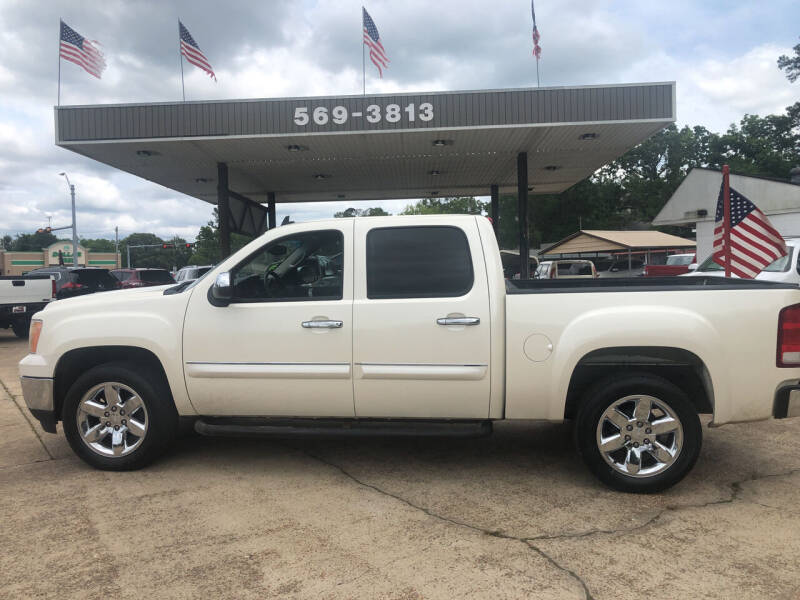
[541,230,695,255]
[55,83,675,204]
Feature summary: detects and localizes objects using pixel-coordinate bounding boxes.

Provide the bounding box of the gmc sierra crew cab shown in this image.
[18,216,800,492]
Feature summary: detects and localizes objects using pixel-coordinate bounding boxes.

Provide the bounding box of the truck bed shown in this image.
[506,276,796,294]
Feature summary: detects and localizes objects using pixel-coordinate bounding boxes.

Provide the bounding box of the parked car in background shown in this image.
[534,260,597,279]
[597,258,645,278]
[644,254,696,277]
[111,268,175,288]
[0,274,55,338]
[684,238,800,284]
[175,265,214,284]
[25,267,120,299]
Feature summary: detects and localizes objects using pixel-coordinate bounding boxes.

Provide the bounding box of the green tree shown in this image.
[334,207,390,217]
[778,38,800,82]
[189,208,251,265]
[1,235,12,250]
[81,238,116,252]
[402,196,486,215]
[12,231,58,251]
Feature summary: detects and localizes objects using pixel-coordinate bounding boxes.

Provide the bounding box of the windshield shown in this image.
[697,247,793,273]
[140,270,175,283]
[666,255,694,266]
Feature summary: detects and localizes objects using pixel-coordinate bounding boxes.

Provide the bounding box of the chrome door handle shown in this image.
[302,320,343,329]
[437,317,480,326]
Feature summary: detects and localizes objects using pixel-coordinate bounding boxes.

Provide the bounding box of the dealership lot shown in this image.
[1,329,798,599]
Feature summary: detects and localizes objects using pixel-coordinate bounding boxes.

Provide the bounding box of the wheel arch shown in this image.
[53,346,174,422]
[564,346,714,420]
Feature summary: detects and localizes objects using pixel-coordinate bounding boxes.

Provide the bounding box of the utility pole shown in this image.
[115,226,119,268]
[59,173,78,267]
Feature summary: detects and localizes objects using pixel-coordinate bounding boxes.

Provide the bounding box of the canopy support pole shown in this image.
[217,162,231,258]
[517,153,530,279]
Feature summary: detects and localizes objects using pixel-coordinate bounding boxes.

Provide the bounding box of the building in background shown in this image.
[0,241,120,276]
[653,167,800,263]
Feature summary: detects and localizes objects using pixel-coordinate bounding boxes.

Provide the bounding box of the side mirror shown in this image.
[687,263,697,272]
[208,272,233,307]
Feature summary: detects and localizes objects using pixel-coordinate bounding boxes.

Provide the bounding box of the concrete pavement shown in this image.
[1,328,798,599]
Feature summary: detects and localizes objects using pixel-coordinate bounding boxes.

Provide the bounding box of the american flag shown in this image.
[59,20,106,79]
[531,1,541,59]
[179,21,216,81]
[713,181,788,278]
[363,8,389,77]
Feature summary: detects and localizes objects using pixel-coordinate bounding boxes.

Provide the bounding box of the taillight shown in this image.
[777,304,800,367]
[29,320,42,354]
[61,281,84,290]
[51,278,56,298]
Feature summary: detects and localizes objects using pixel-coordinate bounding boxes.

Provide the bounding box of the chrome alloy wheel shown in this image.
[77,382,148,457]
[595,394,683,478]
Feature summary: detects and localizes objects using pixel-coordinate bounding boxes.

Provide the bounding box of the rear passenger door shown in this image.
[353,218,491,418]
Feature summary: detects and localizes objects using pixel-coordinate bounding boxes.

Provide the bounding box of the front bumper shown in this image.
[20,376,57,433]
[774,383,800,419]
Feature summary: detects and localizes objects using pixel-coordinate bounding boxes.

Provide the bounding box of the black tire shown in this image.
[575,373,702,493]
[62,361,178,470]
[12,318,30,339]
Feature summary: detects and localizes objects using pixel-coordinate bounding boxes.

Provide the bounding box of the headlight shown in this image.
[29,320,43,354]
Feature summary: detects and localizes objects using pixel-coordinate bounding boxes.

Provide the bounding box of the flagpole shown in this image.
[536,58,540,88]
[361,8,366,95]
[57,19,62,106]
[723,164,731,278]
[179,21,185,102]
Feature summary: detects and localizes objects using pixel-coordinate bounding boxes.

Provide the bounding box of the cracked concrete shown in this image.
[1,329,799,599]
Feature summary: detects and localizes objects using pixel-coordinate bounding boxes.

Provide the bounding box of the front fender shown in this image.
[26,290,195,416]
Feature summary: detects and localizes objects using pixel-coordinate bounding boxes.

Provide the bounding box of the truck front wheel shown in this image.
[62,362,178,470]
[575,373,702,493]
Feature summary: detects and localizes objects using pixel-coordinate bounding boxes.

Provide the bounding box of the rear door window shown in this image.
[75,270,118,290]
[140,270,175,284]
[366,226,473,299]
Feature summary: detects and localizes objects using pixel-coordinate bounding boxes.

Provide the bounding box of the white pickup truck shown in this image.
[0,274,54,338]
[18,216,800,492]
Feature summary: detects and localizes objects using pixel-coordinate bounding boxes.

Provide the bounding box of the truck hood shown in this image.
[40,284,180,316]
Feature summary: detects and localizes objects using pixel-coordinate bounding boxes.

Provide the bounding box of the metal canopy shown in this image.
[540,230,696,255]
[54,83,675,205]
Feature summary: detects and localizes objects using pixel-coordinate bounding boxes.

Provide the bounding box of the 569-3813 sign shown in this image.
[293,102,433,126]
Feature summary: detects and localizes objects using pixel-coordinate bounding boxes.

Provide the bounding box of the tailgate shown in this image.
[0,277,53,305]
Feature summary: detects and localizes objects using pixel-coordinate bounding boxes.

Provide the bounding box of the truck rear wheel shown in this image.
[575,373,702,493]
[62,362,178,470]
[12,318,30,339]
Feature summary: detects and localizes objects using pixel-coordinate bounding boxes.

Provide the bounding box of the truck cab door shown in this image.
[182,222,354,417]
[352,218,491,418]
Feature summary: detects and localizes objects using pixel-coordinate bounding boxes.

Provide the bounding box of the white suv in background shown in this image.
[174,265,214,284]
[684,238,800,284]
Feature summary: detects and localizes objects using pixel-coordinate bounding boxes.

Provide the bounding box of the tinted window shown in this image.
[140,270,175,283]
[366,226,473,299]
[231,230,343,302]
[112,271,132,281]
[73,270,118,290]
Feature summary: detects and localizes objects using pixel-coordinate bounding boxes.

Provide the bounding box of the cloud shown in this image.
[0,0,797,239]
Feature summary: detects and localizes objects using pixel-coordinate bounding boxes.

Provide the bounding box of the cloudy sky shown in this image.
[0,0,797,242]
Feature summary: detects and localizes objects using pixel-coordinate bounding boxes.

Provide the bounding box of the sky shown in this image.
[0,0,797,242]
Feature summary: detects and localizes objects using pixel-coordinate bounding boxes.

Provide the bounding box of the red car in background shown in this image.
[643,253,696,277]
[110,268,176,288]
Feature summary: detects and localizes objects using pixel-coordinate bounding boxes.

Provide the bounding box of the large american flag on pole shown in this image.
[713,181,788,278]
[179,21,216,81]
[363,8,389,77]
[59,20,106,79]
